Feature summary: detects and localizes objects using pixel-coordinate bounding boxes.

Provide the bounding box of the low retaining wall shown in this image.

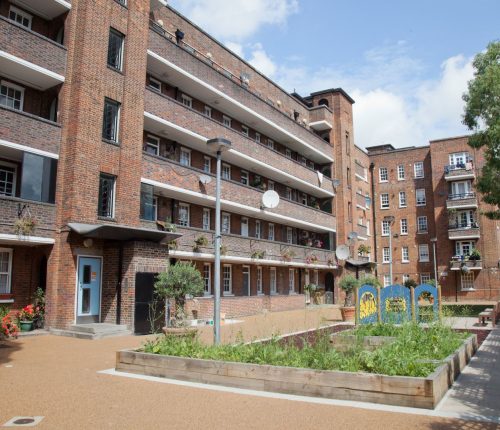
[116,335,477,409]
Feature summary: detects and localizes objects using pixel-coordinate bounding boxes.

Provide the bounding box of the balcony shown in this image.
[354,161,367,182]
[356,192,368,210]
[0,16,66,89]
[448,222,480,240]
[9,0,71,20]
[308,105,333,131]
[444,164,475,181]
[450,258,482,271]
[153,226,337,269]
[141,155,336,233]
[147,30,333,164]
[356,223,368,239]
[446,193,478,210]
[143,91,335,198]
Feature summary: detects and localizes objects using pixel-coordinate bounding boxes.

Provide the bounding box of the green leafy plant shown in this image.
[167,240,178,251]
[32,288,45,329]
[303,283,318,293]
[357,244,371,256]
[13,216,36,236]
[469,248,481,261]
[251,249,265,259]
[403,278,418,288]
[339,275,359,307]
[360,275,381,288]
[192,235,208,253]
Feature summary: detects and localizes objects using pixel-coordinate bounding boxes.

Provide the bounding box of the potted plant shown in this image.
[339,275,359,321]
[16,304,35,332]
[1,306,18,340]
[305,253,318,264]
[469,248,481,262]
[251,249,265,259]
[14,216,37,236]
[357,244,371,257]
[32,288,45,329]
[192,235,208,253]
[154,261,205,336]
[167,240,178,251]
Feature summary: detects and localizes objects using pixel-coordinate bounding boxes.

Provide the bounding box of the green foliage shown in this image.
[360,275,381,288]
[144,321,469,378]
[357,244,371,256]
[403,278,418,288]
[442,304,491,317]
[339,274,359,307]
[462,40,500,219]
[0,305,9,319]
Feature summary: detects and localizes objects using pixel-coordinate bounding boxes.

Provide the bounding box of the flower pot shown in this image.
[19,321,34,332]
[340,306,355,322]
[162,326,198,338]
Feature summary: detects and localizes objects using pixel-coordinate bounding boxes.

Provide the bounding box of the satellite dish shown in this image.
[198,175,212,185]
[347,231,358,241]
[336,245,349,261]
[261,190,280,209]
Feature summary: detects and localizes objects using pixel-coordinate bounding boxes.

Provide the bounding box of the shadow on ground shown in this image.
[0,339,22,365]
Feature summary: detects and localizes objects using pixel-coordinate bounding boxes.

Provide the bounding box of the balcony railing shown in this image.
[444,163,475,181]
[449,258,482,271]
[446,192,478,209]
[448,222,480,239]
[308,105,333,131]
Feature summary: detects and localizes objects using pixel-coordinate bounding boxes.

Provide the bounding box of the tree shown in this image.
[154,261,204,327]
[462,40,500,219]
[339,274,359,307]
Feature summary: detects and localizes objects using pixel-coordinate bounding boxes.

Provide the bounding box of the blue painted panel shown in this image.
[414,284,439,322]
[380,285,411,323]
[357,284,379,324]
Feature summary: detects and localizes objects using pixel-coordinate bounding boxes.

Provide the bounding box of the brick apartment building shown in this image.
[367,138,500,301]
[1,0,373,331]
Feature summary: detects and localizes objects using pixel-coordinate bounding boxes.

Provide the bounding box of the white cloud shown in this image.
[170,0,298,41]
[224,41,244,58]
[248,43,278,77]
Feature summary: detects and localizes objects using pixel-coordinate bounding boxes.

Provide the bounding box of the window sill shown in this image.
[257,293,265,296]
[402,261,410,264]
[97,216,117,222]
[417,231,428,235]
[461,288,476,292]
[419,260,430,263]
[0,299,14,303]
[107,65,124,75]
[102,138,121,147]
[380,207,390,210]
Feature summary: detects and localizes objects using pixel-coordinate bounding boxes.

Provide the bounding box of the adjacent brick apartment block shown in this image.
[0,0,364,331]
[368,139,500,300]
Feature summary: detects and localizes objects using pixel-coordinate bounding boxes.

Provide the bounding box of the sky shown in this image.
[168,0,500,149]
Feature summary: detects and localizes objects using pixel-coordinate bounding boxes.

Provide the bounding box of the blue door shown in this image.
[77,257,101,323]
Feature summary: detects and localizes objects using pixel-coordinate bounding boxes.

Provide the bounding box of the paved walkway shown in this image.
[1,308,499,429]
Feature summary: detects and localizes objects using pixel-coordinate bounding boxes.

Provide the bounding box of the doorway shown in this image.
[76,256,102,323]
[242,266,250,296]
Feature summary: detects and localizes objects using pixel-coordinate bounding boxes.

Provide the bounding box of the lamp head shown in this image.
[207,137,231,153]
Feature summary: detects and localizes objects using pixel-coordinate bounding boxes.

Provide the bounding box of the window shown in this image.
[222,164,231,180]
[455,241,474,257]
[400,218,408,235]
[397,165,405,180]
[19,153,57,203]
[267,180,274,191]
[383,275,391,287]
[399,191,407,207]
[223,265,232,294]
[382,220,390,236]
[98,173,116,218]
[222,213,230,234]
[268,139,275,150]
[366,220,370,236]
[202,208,210,231]
[403,274,410,284]
[0,162,16,197]
[451,180,472,198]
[402,247,409,263]
[420,273,431,284]
[203,264,211,296]
[240,170,249,185]
[107,29,125,71]
[300,156,307,166]
[313,270,319,286]
[178,203,189,227]
[255,220,261,239]
[203,106,212,118]
[380,193,389,209]
[289,269,295,293]
[241,217,249,237]
[417,216,428,233]
[270,268,277,294]
[379,167,388,182]
[203,156,211,173]
[140,183,156,221]
[285,148,292,158]
[383,247,391,263]
[414,162,424,178]
[241,125,249,136]
[416,189,426,206]
[0,248,13,294]
[145,135,159,156]
[286,227,293,244]
[286,187,292,200]
[181,94,192,108]
[255,133,261,143]
[419,244,429,262]
[257,267,263,294]
[0,81,24,111]
[223,115,231,127]
[301,193,307,206]
[304,269,310,286]
[102,98,120,142]
[449,152,469,167]
[180,148,191,166]
[148,77,161,92]
[8,6,32,29]
[461,272,475,291]
[268,223,275,241]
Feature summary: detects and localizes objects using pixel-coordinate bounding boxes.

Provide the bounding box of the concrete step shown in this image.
[50,324,132,340]
[69,323,129,334]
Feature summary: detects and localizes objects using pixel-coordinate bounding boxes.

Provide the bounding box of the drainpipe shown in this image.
[369,162,378,277]
[116,243,123,325]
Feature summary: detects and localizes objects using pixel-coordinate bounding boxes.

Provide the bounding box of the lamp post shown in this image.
[431,237,438,284]
[207,138,231,345]
[383,216,395,285]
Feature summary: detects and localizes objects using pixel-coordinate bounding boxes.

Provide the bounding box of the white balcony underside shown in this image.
[0,50,64,90]
[146,50,333,164]
[309,120,332,131]
[141,177,336,233]
[12,0,71,20]
[0,233,54,246]
[143,112,334,198]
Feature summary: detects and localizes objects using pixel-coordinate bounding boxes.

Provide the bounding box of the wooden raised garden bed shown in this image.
[116,334,477,409]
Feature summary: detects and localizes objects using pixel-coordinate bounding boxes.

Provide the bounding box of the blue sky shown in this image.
[169,0,500,148]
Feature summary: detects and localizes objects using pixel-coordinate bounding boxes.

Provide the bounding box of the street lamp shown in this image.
[430,237,438,285]
[206,138,231,345]
[383,216,395,285]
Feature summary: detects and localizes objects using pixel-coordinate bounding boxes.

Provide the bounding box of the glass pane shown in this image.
[0,274,8,294]
[140,183,154,221]
[81,288,91,313]
[20,153,57,203]
[98,174,115,218]
[83,265,91,284]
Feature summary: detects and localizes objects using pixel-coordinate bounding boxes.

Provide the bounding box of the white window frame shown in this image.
[286,187,292,200]
[0,80,25,111]
[417,216,428,233]
[400,218,408,235]
[419,244,430,262]
[380,193,389,209]
[222,164,231,180]
[257,267,263,294]
[241,217,249,237]
[449,152,469,167]
[289,269,295,293]
[178,203,190,227]
[285,148,292,158]
[403,274,410,284]
[222,115,231,128]
[416,188,426,206]
[241,125,249,136]
[383,247,391,263]
[399,191,407,208]
[145,134,160,156]
[152,196,158,221]
[222,212,230,234]
[286,227,293,244]
[255,220,261,239]
[268,139,275,150]
[382,220,390,236]
[402,247,409,263]
[8,6,32,29]
[203,106,212,118]
[255,133,261,143]
[270,267,277,294]
[203,156,211,173]
[397,164,405,180]
[268,223,275,241]
[0,248,13,294]
[383,275,391,287]
[180,148,191,166]
[181,94,192,108]
[455,241,474,257]
[366,220,371,236]
[301,193,307,206]
[203,263,211,296]
[420,273,431,284]
[202,208,210,231]
[240,170,249,185]
[414,162,424,178]
[0,161,17,197]
[379,167,388,182]
[148,77,162,93]
[223,265,232,295]
[461,272,475,291]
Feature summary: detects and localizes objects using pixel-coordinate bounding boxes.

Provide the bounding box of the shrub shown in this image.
[339,275,359,307]
[360,275,381,288]
[403,278,418,288]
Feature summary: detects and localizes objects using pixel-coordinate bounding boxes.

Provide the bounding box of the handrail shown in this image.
[447,192,476,200]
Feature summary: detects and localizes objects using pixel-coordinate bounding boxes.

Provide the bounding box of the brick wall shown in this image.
[0,197,55,238]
